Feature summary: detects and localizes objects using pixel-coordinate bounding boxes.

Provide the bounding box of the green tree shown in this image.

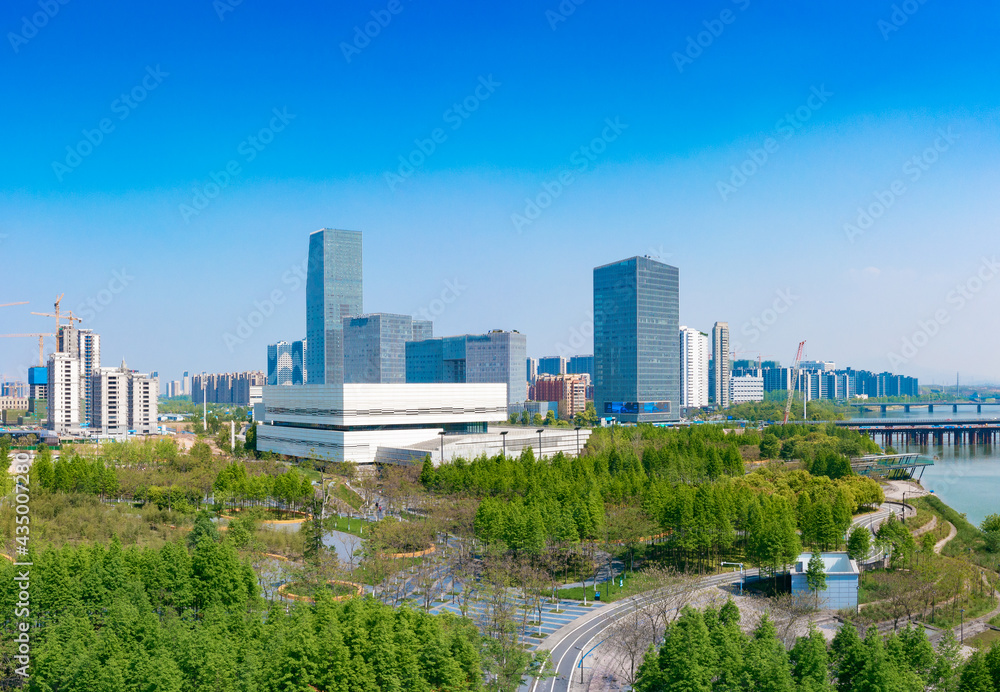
[847,527,871,562]
[805,553,827,609]
[419,456,437,487]
[187,510,220,549]
[830,623,866,692]
[759,433,780,459]
[790,627,833,691]
[980,513,1000,552]
[744,614,794,692]
[958,651,994,692]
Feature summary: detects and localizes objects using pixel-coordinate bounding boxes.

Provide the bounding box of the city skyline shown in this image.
[3,2,1000,383]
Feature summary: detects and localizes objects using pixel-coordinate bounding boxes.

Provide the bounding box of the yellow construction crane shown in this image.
[0,302,28,308]
[0,333,53,366]
[32,293,82,335]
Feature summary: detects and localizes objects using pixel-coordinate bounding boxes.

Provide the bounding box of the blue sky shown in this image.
[2,0,999,385]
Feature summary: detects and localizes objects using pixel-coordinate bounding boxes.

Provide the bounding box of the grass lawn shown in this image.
[323,514,371,538]
[284,581,358,599]
[556,573,660,603]
[967,628,1000,650]
[332,482,364,510]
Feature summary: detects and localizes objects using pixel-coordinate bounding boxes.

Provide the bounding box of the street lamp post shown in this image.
[721,562,745,594]
[500,430,508,458]
[439,431,446,465]
[574,426,582,456]
[536,428,544,458]
[960,608,965,644]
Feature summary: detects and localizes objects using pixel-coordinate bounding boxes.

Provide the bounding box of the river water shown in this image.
[853,407,1000,526]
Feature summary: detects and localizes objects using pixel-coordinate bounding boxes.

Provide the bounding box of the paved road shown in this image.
[532,502,909,692]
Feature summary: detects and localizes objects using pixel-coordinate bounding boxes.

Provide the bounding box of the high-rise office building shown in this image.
[593,256,679,423]
[267,341,294,386]
[538,356,567,376]
[305,228,363,385]
[466,331,527,406]
[679,326,709,408]
[344,313,413,384]
[711,322,730,408]
[405,331,528,406]
[291,339,307,384]
[526,357,538,385]
[567,355,595,383]
[412,320,434,342]
[406,336,468,384]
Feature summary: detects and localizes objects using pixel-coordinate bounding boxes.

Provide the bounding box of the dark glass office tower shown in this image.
[593,256,679,423]
[305,229,363,385]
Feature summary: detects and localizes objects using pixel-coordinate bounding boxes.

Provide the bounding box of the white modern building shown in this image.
[679,326,709,408]
[47,352,81,434]
[255,383,508,464]
[729,373,764,404]
[91,362,159,437]
[711,322,730,408]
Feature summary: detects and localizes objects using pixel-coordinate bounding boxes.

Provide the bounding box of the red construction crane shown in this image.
[782,340,806,424]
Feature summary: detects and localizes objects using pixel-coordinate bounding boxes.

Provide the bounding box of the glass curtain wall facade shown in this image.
[344,313,413,384]
[305,229,363,385]
[594,256,679,423]
[466,331,527,406]
[267,341,294,386]
[291,339,307,384]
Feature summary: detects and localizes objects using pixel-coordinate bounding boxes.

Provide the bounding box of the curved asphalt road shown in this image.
[531,502,909,692]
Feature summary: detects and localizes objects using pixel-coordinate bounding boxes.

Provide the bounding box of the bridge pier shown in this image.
[928,404,934,413]
[904,404,911,413]
[978,404,982,413]
[881,404,888,413]
[953,404,958,413]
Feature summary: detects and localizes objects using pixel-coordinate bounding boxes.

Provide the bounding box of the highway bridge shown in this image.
[836,417,1000,446]
[850,401,1000,413]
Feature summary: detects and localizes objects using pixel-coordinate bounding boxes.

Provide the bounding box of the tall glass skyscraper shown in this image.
[593,256,679,423]
[305,229,363,385]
